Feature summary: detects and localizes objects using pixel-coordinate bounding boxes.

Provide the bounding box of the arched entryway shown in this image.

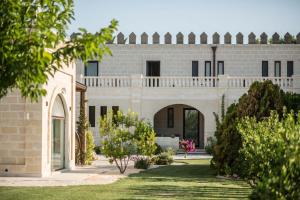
[51,95,66,171]
[154,104,205,149]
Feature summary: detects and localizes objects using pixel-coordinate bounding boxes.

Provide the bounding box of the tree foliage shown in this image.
[212,81,285,175]
[75,105,95,165]
[99,110,156,174]
[238,111,300,200]
[0,0,118,101]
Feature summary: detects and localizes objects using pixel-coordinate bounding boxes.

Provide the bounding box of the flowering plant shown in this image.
[179,139,195,158]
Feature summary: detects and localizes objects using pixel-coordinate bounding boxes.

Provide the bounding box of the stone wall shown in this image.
[0,62,76,177]
[91,44,300,77]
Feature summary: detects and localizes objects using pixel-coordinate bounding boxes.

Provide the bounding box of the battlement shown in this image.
[111,32,300,45]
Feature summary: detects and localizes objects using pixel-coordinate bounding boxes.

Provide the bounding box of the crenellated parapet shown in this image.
[112,32,300,44]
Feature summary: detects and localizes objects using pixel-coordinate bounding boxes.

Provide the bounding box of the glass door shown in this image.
[51,118,65,171]
[183,109,199,147]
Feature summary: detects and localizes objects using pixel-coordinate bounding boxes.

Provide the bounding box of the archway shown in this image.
[154,104,205,148]
[51,95,66,171]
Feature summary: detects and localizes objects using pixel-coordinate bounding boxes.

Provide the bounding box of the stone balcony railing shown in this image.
[79,74,299,92]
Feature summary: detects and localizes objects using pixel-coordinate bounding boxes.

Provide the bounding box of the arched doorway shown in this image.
[51,95,66,171]
[154,104,205,148]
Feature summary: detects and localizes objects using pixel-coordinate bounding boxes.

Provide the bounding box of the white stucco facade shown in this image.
[77,35,300,149]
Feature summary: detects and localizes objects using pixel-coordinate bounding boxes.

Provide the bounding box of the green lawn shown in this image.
[0,159,252,200]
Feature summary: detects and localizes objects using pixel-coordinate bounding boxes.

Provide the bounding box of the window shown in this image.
[192,61,198,77]
[167,108,174,128]
[217,61,224,75]
[112,106,119,115]
[287,61,294,77]
[100,106,107,118]
[262,61,268,77]
[146,61,160,76]
[205,61,211,77]
[85,61,98,76]
[89,106,95,127]
[112,106,119,124]
[274,61,281,77]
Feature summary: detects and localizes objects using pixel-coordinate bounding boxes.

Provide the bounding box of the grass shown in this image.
[0,159,252,200]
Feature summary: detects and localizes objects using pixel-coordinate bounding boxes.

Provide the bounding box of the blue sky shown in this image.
[68,0,300,42]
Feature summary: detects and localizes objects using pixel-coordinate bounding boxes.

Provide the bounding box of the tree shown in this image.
[212,81,285,175]
[0,0,118,101]
[99,110,156,174]
[238,111,300,199]
[75,105,89,165]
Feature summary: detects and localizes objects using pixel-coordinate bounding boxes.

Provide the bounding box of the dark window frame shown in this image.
[88,106,95,127]
[192,61,199,77]
[262,61,268,77]
[146,61,160,76]
[205,61,211,77]
[274,61,281,77]
[112,106,119,124]
[167,108,174,128]
[287,61,294,77]
[217,61,224,75]
[84,61,99,76]
[100,106,107,118]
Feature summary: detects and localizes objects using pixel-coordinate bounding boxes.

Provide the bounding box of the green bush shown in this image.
[204,136,216,155]
[134,157,151,169]
[85,130,95,165]
[238,111,300,200]
[154,152,174,165]
[94,146,101,155]
[154,143,163,155]
[212,81,285,175]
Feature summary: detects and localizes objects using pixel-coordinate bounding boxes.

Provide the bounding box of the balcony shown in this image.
[79,75,296,91]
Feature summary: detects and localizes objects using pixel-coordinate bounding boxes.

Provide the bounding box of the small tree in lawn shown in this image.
[100,110,156,174]
[134,120,156,157]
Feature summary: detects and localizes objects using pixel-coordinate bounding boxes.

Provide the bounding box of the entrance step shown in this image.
[176,149,207,154]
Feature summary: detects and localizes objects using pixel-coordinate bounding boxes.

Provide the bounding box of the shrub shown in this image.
[238,111,300,200]
[155,152,174,165]
[134,157,151,169]
[94,146,101,155]
[100,110,156,174]
[85,130,95,165]
[165,147,176,156]
[204,136,216,155]
[154,143,163,155]
[212,81,285,175]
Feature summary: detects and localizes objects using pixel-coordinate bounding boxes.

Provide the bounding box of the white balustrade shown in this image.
[81,75,294,90]
[83,76,131,87]
[227,76,293,89]
[142,77,218,88]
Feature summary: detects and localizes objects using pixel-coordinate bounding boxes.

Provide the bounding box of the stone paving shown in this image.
[0,154,211,187]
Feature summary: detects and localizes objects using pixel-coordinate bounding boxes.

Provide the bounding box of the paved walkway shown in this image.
[0,154,211,187]
[0,156,142,187]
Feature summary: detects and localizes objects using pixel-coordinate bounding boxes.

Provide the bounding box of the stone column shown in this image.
[293,75,300,94]
[130,74,143,116]
[218,74,229,89]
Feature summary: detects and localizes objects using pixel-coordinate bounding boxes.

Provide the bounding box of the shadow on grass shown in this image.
[126,161,251,199]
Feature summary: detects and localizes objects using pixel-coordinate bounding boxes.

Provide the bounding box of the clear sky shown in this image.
[68,0,300,42]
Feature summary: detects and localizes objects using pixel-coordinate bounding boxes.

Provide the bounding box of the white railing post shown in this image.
[131,74,143,88]
[218,74,229,89]
[292,75,300,93]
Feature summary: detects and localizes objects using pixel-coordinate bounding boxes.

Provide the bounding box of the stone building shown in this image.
[0,62,76,177]
[76,32,300,150]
